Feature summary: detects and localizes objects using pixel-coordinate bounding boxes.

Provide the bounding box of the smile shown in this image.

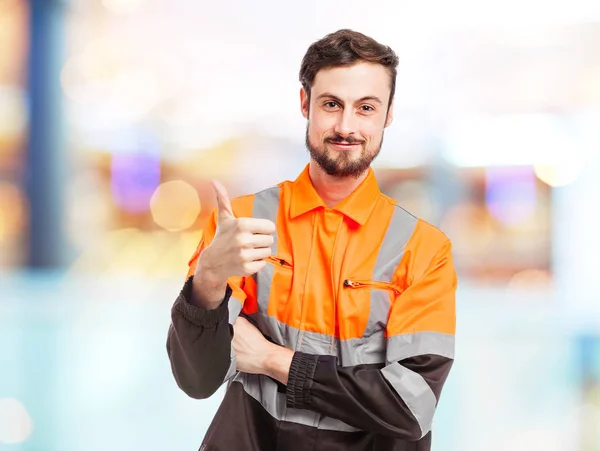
[328,142,361,150]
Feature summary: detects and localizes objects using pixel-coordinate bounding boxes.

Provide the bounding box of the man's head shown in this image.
[299,29,399,178]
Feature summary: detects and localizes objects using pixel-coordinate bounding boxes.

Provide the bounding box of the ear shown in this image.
[300,87,309,119]
[384,98,394,128]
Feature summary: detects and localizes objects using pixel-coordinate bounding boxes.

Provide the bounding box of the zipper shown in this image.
[267,255,293,268]
[343,279,402,295]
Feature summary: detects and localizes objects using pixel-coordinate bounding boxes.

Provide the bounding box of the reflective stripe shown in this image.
[228,297,243,324]
[381,363,437,439]
[246,315,453,368]
[339,332,386,367]
[251,186,281,313]
[387,331,455,363]
[248,311,384,366]
[247,312,301,352]
[224,296,244,382]
[363,207,418,337]
[233,373,359,432]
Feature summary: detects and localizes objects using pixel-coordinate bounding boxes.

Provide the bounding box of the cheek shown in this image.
[360,120,385,142]
[309,114,335,137]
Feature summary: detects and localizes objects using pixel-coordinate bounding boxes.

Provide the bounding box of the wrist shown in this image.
[191,256,229,308]
[196,252,227,287]
[264,345,294,385]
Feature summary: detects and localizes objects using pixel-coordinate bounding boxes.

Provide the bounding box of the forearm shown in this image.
[264,346,295,385]
[190,254,229,308]
[285,352,453,441]
[166,277,234,399]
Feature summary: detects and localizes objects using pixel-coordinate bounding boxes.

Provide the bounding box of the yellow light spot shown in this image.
[507,269,552,290]
[534,159,584,187]
[0,182,26,242]
[0,398,33,444]
[150,181,201,232]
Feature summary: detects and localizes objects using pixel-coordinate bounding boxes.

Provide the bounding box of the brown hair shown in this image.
[299,29,399,107]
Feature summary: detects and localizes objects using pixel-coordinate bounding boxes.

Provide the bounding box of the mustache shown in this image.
[326,134,364,144]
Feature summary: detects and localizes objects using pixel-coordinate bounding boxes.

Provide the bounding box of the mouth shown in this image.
[327,141,362,150]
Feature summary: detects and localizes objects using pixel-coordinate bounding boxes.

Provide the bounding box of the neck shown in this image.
[308,161,369,208]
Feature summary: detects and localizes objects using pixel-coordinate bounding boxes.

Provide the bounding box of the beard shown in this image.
[305,125,384,178]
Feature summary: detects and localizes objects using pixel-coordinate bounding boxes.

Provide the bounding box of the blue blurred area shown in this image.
[1,271,597,450]
[0,271,224,451]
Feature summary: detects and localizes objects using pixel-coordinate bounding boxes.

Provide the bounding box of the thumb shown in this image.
[211,179,235,223]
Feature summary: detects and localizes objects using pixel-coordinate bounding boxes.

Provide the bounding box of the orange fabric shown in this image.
[186,194,255,305]
[386,226,457,337]
[186,164,456,341]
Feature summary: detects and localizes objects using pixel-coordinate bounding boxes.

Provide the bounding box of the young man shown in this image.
[167,29,457,451]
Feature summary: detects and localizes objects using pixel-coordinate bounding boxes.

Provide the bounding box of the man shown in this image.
[167,29,457,451]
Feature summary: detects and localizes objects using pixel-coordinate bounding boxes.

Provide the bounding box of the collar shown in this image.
[290,164,381,226]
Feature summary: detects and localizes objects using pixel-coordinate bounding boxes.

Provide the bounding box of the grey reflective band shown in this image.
[381,363,437,439]
[233,373,359,432]
[387,331,455,363]
[251,186,281,313]
[363,206,418,337]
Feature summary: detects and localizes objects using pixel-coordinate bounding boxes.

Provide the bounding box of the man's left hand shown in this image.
[233,316,294,385]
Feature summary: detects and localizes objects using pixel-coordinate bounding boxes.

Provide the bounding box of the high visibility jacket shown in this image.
[167,164,457,451]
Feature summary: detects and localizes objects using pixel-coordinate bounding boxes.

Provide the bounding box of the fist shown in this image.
[197,180,276,284]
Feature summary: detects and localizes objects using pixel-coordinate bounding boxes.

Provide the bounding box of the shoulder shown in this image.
[380,192,449,246]
[229,182,286,217]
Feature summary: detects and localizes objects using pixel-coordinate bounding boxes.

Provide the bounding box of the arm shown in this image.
[280,240,457,441]
[166,209,248,399]
[167,277,239,399]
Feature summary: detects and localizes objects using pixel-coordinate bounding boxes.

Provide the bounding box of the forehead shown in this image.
[311,62,391,102]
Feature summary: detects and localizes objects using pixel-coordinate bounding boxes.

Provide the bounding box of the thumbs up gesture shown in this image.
[194,180,276,296]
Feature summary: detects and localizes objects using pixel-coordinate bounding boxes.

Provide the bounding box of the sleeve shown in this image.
[285,240,457,441]
[166,208,248,399]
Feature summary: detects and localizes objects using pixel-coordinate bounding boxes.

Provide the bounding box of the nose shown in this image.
[333,109,357,138]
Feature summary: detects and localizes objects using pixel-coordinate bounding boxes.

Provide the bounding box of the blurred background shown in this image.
[1,0,600,449]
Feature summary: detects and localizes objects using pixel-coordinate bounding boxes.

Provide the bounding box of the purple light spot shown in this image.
[486,166,537,226]
[110,151,161,213]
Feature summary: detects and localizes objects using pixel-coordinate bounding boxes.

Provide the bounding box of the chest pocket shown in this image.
[265,255,294,315]
[336,279,403,366]
[249,255,295,347]
[343,279,401,333]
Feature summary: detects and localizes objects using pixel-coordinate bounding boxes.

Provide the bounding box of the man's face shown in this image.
[301,62,394,178]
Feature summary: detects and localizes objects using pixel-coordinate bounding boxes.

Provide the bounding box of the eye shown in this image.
[360,105,375,112]
[323,101,339,109]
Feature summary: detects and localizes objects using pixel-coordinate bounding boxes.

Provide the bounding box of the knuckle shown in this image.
[233,219,244,232]
[234,233,249,248]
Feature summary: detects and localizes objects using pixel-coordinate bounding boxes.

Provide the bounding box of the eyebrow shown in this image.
[316,92,384,106]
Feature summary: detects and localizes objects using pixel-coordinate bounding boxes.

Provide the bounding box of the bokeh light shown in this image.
[534,159,585,187]
[110,151,161,214]
[486,167,537,226]
[0,181,26,242]
[507,269,552,290]
[0,86,26,137]
[0,398,33,444]
[150,181,201,232]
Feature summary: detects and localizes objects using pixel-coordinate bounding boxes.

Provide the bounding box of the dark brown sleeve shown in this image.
[286,352,453,441]
[166,276,234,399]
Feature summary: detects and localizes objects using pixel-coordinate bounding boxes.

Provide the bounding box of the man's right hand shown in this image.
[191,180,276,308]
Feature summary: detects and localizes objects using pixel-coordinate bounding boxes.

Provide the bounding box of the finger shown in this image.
[243,247,272,262]
[242,259,267,275]
[211,180,235,223]
[246,233,275,249]
[237,217,276,235]
[234,316,249,326]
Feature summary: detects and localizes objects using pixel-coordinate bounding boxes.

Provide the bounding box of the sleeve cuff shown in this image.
[173,276,232,328]
[286,352,319,409]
